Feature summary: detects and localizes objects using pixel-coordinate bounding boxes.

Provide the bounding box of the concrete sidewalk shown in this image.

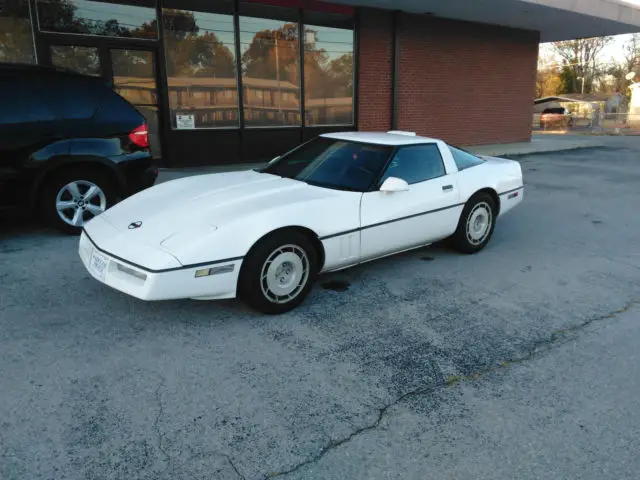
[156,133,620,183]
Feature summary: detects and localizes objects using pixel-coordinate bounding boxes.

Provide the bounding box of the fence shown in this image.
[533,112,640,134]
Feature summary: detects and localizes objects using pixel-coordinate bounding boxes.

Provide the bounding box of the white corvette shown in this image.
[78,131,523,314]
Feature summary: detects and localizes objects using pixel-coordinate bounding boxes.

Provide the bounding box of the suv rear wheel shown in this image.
[40,167,117,234]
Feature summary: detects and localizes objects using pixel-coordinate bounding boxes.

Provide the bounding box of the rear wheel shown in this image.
[40,167,117,234]
[238,230,318,314]
[450,192,497,254]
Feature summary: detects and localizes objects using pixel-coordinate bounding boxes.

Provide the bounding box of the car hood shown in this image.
[95,169,333,252]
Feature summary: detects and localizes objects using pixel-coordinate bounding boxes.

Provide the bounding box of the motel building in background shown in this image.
[2,0,640,167]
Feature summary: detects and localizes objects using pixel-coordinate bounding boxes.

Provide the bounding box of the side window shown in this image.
[449,145,485,171]
[0,73,26,125]
[46,74,105,120]
[0,72,57,125]
[379,144,445,185]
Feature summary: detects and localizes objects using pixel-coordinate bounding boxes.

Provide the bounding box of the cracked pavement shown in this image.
[1,139,640,479]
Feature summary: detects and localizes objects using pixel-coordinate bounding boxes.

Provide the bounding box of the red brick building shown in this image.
[2,0,639,166]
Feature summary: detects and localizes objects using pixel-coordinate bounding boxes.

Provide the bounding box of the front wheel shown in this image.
[238,231,318,314]
[450,192,497,254]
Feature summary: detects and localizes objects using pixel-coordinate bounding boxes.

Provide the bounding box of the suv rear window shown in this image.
[0,71,57,125]
[44,72,107,120]
[42,70,143,128]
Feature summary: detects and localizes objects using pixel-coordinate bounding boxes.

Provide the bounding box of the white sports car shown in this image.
[79,131,523,314]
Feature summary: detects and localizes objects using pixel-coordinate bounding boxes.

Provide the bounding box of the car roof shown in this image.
[320,131,440,146]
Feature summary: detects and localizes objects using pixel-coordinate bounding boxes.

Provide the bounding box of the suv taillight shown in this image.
[129,124,149,148]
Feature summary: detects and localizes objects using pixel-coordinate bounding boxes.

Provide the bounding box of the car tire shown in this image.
[238,230,318,314]
[40,167,117,235]
[450,192,497,254]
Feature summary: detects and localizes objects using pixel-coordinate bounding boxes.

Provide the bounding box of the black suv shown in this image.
[0,63,158,234]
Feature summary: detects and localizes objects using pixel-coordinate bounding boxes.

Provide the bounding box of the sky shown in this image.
[539,33,636,69]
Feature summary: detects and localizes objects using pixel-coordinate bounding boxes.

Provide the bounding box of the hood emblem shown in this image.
[128,221,143,229]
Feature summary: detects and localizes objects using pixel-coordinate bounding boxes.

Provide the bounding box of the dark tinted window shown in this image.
[0,71,57,124]
[263,137,392,192]
[379,144,445,185]
[94,88,144,128]
[449,145,485,171]
[46,73,108,120]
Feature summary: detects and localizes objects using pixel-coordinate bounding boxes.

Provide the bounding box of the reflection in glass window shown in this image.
[239,16,301,127]
[36,0,157,39]
[111,49,161,157]
[0,0,36,64]
[304,25,354,126]
[51,45,101,76]
[163,9,238,129]
[111,49,156,105]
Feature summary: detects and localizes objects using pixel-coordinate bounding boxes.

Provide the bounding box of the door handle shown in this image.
[442,185,453,191]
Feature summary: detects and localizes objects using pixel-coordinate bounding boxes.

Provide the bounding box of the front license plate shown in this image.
[90,250,110,281]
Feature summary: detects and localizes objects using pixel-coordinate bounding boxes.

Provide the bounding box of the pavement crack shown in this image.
[225,454,246,480]
[266,298,639,479]
[153,375,172,471]
[267,385,434,478]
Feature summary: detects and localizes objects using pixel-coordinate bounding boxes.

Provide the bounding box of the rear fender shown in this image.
[28,155,126,209]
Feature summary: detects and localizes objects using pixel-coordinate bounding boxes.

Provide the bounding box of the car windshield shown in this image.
[261,137,394,192]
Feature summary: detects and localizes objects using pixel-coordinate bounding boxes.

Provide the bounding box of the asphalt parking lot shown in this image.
[1,142,640,479]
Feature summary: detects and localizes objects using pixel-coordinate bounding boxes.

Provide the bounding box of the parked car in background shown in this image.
[539,107,574,129]
[0,63,157,234]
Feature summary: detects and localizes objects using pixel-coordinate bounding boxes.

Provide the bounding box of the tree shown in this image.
[242,23,299,84]
[551,37,613,94]
[329,53,354,96]
[599,34,640,99]
[162,10,235,79]
[536,67,562,97]
[622,33,640,75]
[0,0,36,63]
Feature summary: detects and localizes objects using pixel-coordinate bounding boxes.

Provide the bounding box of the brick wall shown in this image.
[356,11,540,145]
[356,8,394,132]
[395,15,539,145]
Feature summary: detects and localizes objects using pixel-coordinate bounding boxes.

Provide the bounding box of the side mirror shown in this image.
[380,177,409,193]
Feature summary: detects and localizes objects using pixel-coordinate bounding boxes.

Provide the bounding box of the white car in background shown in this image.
[78,131,524,314]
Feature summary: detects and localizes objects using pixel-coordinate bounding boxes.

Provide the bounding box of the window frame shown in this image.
[375,143,447,189]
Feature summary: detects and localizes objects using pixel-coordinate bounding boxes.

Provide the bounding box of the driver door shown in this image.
[359,143,461,262]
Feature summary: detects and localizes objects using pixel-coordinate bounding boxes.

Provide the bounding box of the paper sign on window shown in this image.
[176,114,195,130]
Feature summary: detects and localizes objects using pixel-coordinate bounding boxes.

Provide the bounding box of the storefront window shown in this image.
[36,0,157,39]
[111,48,162,157]
[50,45,101,75]
[239,16,301,127]
[0,0,37,64]
[304,24,354,126]
[163,8,239,129]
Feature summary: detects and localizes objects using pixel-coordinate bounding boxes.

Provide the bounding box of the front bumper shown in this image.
[79,231,241,301]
